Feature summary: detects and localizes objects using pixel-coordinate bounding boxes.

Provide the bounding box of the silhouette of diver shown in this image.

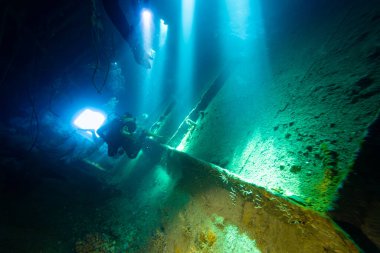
[97,113,147,158]
[102,0,153,68]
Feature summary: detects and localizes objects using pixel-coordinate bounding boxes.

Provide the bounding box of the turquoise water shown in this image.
[0,0,379,252]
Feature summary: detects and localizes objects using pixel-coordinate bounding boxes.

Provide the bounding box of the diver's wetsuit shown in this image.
[97,117,143,158]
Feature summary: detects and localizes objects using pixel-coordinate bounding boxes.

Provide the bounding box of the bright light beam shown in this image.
[225,0,251,40]
[181,0,195,42]
[73,109,106,135]
[159,19,168,47]
[176,0,196,119]
[141,9,153,49]
[142,9,152,21]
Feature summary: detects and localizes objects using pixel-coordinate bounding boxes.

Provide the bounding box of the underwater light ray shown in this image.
[142,9,152,22]
[225,0,251,40]
[159,19,168,47]
[181,0,195,42]
[141,8,153,50]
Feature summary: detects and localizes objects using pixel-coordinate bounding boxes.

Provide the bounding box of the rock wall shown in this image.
[184,0,380,212]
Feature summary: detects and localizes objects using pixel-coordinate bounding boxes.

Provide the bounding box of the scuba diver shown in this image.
[102,0,153,68]
[97,113,145,158]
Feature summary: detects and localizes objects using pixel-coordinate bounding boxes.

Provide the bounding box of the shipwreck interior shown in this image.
[1,0,380,252]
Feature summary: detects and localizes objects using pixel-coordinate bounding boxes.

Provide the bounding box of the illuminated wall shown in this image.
[180,0,380,212]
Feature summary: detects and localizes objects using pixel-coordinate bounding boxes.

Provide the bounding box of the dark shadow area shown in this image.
[330,114,380,252]
[336,221,379,253]
[0,154,122,252]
